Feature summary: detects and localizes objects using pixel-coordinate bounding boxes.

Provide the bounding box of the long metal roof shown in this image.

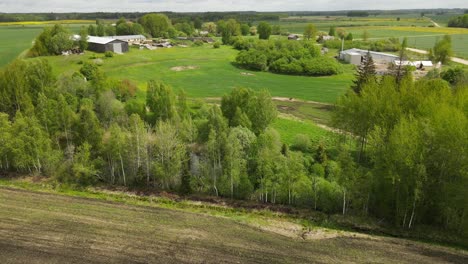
[87,36,117,45]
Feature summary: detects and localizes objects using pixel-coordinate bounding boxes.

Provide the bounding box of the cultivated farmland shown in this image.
[1,186,467,264]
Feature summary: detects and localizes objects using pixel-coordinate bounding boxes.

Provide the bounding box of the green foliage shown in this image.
[145,80,177,124]
[433,35,453,64]
[139,13,173,38]
[213,42,221,49]
[257,22,272,40]
[303,23,317,41]
[441,67,467,86]
[448,14,468,28]
[221,87,277,135]
[324,38,401,52]
[29,24,73,56]
[235,39,341,76]
[104,51,114,58]
[218,19,241,45]
[328,26,336,37]
[351,51,377,94]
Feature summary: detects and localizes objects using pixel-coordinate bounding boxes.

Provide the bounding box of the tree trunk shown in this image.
[342,189,346,215]
[119,153,126,186]
[408,197,416,229]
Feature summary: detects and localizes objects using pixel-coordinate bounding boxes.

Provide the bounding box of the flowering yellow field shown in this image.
[345,26,468,35]
[0,20,94,26]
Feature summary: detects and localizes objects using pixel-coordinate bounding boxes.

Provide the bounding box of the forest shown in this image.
[0,42,467,237]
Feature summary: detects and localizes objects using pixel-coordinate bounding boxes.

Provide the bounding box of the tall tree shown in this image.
[303,23,317,41]
[257,22,272,40]
[351,51,377,95]
[146,81,177,125]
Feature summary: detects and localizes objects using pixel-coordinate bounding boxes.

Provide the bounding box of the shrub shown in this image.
[104,51,114,58]
[235,50,268,71]
[235,39,341,76]
[213,42,221,49]
[291,134,312,152]
[192,40,204,47]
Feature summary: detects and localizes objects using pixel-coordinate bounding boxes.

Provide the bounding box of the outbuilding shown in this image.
[87,36,129,53]
[340,48,399,65]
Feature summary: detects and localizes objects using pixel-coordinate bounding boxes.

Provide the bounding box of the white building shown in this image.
[340,48,399,65]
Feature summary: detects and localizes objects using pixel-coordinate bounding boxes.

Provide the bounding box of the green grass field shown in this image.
[44,45,355,103]
[405,34,468,59]
[272,117,336,146]
[1,185,467,263]
[0,24,88,67]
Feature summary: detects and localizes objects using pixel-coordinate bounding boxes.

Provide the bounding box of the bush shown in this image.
[235,39,341,76]
[104,51,114,58]
[213,42,221,49]
[235,50,268,71]
[291,134,312,152]
[192,40,204,47]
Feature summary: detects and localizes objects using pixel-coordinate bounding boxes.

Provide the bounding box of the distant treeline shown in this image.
[1,9,466,23]
[0,12,282,23]
[448,14,468,28]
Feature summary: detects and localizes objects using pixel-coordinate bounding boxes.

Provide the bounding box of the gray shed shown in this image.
[87,36,129,53]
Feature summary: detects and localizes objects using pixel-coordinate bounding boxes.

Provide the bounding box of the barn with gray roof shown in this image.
[87,36,129,53]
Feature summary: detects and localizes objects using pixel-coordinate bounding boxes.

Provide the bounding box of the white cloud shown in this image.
[0,0,466,12]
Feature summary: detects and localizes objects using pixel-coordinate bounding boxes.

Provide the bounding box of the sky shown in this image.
[0,0,466,13]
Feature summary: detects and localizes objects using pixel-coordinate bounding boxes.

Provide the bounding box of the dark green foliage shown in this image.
[105,51,114,58]
[221,87,277,135]
[240,24,250,36]
[235,39,341,76]
[218,19,241,45]
[324,38,401,52]
[213,42,221,49]
[441,67,467,86]
[29,24,74,56]
[257,22,272,40]
[139,13,173,38]
[145,80,177,124]
[448,14,468,28]
[347,11,369,17]
[351,51,376,94]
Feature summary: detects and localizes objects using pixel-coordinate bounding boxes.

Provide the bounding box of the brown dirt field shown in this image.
[0,187,467,264]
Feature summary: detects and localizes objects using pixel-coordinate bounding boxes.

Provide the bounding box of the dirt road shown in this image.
[406,47,468,65]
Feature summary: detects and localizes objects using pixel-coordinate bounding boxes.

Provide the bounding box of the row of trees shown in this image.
[448,14,468,28]
[29,24,88,56]
[0,58,352,210]
[235,39,341,76]
[334,52,467,232]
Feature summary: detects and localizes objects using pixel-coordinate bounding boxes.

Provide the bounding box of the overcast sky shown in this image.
[0,0,466,13]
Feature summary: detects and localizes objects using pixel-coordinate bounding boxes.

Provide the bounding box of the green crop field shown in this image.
[405,34,468,59]
[43,46,355,103]
[0,26,43,67]
[0,24,88,68]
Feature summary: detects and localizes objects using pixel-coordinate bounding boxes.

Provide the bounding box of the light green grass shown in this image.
[0,24,90,68]
[272,117,336,146]
[43,45,354,103]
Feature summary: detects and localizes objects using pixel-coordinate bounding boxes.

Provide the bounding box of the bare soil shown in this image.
[170,65,199,71]
[1,187,467,264]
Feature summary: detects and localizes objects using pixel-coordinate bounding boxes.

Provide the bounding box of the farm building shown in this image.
[340,48,399,65]
[104,35,146,44]
[288,34,300,40]
[87,36,129,53]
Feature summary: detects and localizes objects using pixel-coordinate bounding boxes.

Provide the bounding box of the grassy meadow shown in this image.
[44,45,355,103]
